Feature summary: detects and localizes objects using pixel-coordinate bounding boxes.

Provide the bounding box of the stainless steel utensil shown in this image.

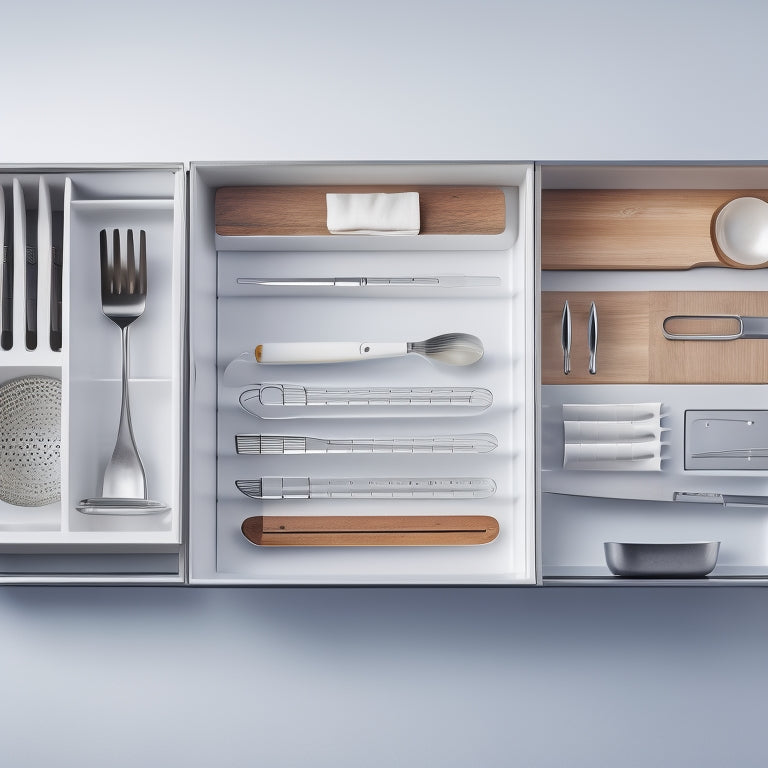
[236,275,500,287]
[236,476,497,500]
[235,433,498,455]
[662,314,768,340]
[588,301,598,374]
[236,384,493,418]
[252,332,484,366]
[78,229,167,515]
[561,300,571,375]
[604,541,720,578]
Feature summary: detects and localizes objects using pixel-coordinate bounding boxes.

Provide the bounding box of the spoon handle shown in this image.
[255,341,407,364]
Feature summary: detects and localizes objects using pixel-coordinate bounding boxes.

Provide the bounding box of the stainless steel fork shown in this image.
[100,228,147,499]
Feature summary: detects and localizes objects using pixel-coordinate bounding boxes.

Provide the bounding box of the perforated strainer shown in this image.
[0,376,61,506]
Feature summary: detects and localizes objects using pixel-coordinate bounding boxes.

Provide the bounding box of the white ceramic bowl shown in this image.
[714,196,768,266]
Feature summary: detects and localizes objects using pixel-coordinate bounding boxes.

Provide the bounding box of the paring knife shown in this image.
[236,477,497,500]
[588,301,598,375]
[236,275,500,287]
[561,300,571,375]
[235,433,499,455]
[241,515,500,546]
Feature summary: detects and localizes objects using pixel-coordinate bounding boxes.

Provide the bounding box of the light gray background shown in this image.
[2,1,768,766]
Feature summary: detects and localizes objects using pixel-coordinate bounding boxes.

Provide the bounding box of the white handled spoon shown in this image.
[245,333,484,366]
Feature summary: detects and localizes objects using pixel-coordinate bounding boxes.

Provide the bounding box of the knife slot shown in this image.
[242,515,500,546]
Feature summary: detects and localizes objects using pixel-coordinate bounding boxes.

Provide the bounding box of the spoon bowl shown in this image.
[408,333,484,365]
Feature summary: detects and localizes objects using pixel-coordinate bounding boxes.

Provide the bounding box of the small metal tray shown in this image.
[604,542,720,578]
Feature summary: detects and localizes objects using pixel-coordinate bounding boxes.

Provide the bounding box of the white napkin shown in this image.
[326,192,420,235]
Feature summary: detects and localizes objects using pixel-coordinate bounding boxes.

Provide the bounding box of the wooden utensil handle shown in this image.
[241,515,500,546]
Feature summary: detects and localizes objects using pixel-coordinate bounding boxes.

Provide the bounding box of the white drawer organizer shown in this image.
[189,163,536,584]
[0,166,185,583]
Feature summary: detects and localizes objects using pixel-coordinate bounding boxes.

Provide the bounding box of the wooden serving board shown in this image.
[542,291,768,384]
[215,186,506,236]
[541,189,768,270]
[241,515,500,546]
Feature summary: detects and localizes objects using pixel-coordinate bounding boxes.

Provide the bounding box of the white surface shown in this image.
[4,1,768,766]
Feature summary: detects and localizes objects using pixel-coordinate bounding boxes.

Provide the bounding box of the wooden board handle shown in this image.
[241,515,500,546]
[215,186,506,237]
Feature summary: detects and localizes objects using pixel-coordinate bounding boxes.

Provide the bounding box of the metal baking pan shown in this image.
[604,541,720,578]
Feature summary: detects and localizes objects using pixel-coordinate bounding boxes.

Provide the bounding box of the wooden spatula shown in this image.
[241,515,500,546]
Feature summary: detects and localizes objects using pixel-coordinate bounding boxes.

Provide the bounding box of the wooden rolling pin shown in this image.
[241,515,500,546]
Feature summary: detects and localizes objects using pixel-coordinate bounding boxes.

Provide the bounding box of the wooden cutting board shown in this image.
[241,515,500,546]
[542,291,768,384]
[541,190,768,270]
[215,186,506,236]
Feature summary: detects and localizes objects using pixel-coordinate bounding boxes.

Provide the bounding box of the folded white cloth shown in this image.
[326,192,420,235]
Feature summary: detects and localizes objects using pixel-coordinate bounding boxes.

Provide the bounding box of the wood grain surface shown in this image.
[241,515,500,546]
[215,186,506,236]
[541,189,768,270]
[542,291,768,384]
[542,292,650,383]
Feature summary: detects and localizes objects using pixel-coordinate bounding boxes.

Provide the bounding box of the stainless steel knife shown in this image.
[236,275,500,287]
[561,300,571,375]
[588,301,598,375]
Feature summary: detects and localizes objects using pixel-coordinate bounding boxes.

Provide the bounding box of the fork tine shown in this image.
[99,229,111,297]
[112,229,122,294]
[138,230,147,296]
[126,229,136,294]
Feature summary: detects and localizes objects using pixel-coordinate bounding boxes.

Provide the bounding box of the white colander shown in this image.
[0,376,61,506]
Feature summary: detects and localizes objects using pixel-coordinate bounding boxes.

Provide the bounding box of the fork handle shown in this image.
[101,326,147,498]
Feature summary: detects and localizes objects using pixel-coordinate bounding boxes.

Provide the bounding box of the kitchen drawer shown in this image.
[0,165,186,583]
[11,158,768,588]
[188,162,536,585]
[537,163,768,585]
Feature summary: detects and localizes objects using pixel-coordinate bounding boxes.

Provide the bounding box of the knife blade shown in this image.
[561,299,571,375]
[236,275,500,288]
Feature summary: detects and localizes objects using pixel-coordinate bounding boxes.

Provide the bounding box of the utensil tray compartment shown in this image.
[0,166,186,582]
[190,162,536,585]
